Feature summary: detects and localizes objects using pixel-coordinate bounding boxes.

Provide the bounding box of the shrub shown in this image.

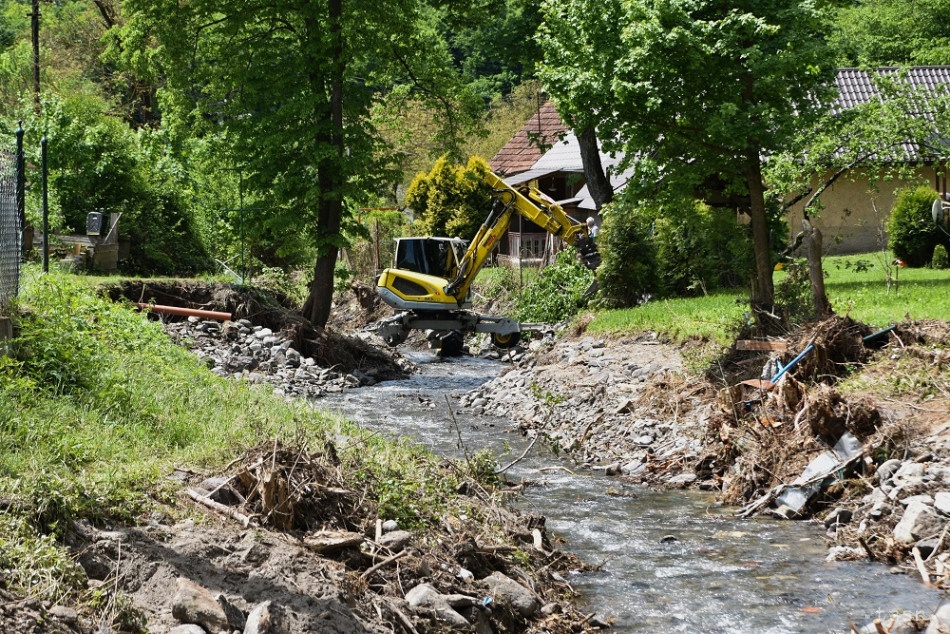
[405,155,493,240]
[515,249,595,322]
[650,200,755,296]
[933,244,949,269]
[888,186,946,267]
[592,199,660,309]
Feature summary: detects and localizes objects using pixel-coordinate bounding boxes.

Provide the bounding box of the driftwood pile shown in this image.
[710,317,884,512]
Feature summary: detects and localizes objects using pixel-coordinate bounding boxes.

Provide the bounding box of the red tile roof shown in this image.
[490,101,569,175]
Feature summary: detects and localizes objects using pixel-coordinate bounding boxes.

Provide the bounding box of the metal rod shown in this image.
[134,303,232,321]
[41,135,48,273]
[15,123,25,265]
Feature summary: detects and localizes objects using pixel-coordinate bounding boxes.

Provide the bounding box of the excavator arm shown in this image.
[443,172,598,302]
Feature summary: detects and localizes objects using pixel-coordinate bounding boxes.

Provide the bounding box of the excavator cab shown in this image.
[371,168,600,352]
[393,237,467,279]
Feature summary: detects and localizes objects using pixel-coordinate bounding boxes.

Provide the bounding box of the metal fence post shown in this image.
[15,123,25,264]
[41,135,48,273]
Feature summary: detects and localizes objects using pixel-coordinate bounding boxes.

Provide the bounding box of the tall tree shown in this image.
[122,0,474,326]
[832,0,950,66]
[539,0,838,325]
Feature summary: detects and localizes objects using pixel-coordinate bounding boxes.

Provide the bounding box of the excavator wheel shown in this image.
[490,331,521,350]
[383,331,408,347]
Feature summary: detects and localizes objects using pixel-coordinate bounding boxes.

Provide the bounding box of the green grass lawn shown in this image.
[585,252,950,344]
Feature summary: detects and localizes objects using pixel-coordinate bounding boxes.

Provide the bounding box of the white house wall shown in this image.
[784,166,939,255]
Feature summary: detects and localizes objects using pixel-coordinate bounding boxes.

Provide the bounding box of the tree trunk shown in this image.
[302,0,344,327]
[745,149,776,328]
[577,126,613,210]
[803,218,833,319]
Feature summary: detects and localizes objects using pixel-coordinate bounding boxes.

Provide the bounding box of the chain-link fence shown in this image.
[0,150,21,311]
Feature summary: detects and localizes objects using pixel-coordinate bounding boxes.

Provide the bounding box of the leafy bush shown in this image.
[515,249,595,322]
[28,95,212,275]
[592,199,660,309]
[932,244,949,269]
[405,155,493,240]
[649,200,755,296]
[887,186,947,267]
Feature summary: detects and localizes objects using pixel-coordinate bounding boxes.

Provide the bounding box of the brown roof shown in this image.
[490,101,569,175]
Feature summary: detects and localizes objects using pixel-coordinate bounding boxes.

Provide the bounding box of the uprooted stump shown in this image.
[792,316,872,385]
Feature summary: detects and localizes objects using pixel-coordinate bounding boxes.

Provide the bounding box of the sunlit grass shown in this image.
[819,253,950,328]
[584,251,950,343]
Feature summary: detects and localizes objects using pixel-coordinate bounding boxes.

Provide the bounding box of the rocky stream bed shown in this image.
[6,281,950,633]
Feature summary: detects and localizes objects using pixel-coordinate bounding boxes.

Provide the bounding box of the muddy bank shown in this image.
[464,317,950,629]
[56,441,599,634]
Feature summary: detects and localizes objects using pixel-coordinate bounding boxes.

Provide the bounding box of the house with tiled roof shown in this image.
[496,68,950,257]
[785,66,950,254]
[490,101,623,261]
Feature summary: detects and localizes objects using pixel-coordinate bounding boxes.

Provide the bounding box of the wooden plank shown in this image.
[736,340,788,352]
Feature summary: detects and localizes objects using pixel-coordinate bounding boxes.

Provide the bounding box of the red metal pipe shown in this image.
[135,303,232,321]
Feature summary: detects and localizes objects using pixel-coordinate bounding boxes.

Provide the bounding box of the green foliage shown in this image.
[17,95,212,275]
[648,200,755,296]
[831,0,950,66]
[0,514,86,602]
[514,249,595,323]
[933,244,949,270]
[539,0,838,309]
[0,270,505,605]
[888,186,946,268]
[774,259,815,327]
[406,155,493,239]
[593,199,660,309]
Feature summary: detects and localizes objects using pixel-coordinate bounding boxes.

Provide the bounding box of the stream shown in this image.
[319,351,941,633]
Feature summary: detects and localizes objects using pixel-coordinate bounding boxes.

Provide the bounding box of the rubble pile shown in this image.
[72,441,601,634]
[163,315,409,399]
[460,333,714,487]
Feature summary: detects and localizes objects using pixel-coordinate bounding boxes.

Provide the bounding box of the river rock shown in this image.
[927,601,950,633]
[893,501,945,544]
[889,462,927,498]
[378,529,412,551]
[404,583,470,627]
[934,491,950,516]
[857,612,925,634]
[877,459,902,487]
[824,508,853,528]
[483,571,539,618]
[667,473,697,487]
[171,577,232,632]
[245,600,288,634]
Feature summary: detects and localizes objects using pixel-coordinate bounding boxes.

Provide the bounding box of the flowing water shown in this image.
[319,352,941,633]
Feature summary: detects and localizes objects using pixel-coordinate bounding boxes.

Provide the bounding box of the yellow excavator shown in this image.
[371,171,600,351]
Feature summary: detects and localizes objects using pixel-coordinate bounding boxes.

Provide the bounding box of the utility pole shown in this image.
[31,0,40,114]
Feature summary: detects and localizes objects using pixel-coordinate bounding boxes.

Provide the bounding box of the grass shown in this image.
[0,268,492,606]
[583,252,950,344]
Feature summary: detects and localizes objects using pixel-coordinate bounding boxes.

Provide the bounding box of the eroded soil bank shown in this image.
[2,282,601,634]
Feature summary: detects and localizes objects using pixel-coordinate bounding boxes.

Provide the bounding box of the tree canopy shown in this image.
[832,0,950,67]
[539,0,839,318]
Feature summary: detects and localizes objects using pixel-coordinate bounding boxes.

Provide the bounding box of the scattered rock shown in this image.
[483,572,539,618]
[171,577,232,633]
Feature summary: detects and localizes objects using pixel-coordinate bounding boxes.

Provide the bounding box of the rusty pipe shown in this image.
[135,303,232,321]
